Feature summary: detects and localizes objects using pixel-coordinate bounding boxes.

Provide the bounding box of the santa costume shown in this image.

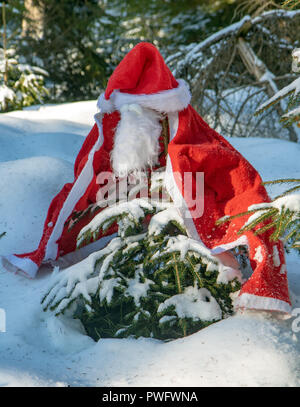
[1,42,291,313]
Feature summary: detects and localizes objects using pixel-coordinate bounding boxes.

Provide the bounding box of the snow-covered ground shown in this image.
[0,101,300,387]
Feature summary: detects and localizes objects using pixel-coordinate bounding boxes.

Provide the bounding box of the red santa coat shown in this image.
[166,106,290,312]
[1,42,291,313]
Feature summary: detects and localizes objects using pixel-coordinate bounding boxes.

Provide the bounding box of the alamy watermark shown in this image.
[0,308,6,333]
[95,171,205,219]
[291,308,300,333]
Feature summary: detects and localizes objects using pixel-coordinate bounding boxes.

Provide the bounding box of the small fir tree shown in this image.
[42,172,241,341]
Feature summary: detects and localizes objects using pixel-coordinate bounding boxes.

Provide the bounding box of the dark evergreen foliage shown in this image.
[42,194,241,341]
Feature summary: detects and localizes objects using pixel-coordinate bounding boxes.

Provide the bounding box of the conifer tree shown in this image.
[217,179,300,250]
[0,1,48,112]
[42,171,241,341]
[0,46,49,111]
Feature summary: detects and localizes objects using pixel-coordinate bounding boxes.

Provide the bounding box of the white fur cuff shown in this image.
[97,79,191,114]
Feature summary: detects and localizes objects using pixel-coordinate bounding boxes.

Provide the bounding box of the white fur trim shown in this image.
[44,114,105,261]
[98,79,191,114]
[235,293,292,313]
[97,93,115,114]
[1,254,38,278]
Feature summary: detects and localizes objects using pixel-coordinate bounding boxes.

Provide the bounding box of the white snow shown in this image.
[125,269,154,307]
[217,265,242,284]
[272,194,300,213]
[245,194,300,237]
[293,49,300,61]
[158,286,222,322]
[249,194,300,213]
[292,48,300,73]
[281,264,287,275]
[152,234,218,267]
[228,137,300,198]
[40,238,125,315]
[159,315,176,325]
[256,76,300,113]
[148,207,184,236]
[0,157,73,255]
[254,246,263,263]
[283,106,300,120]
[243,209,268,228]
[78,199,153,244]
[0,101,300,386]
[182,16,251,65]
[273,245,281,268]
[0,85,15,105]
[99,277,122,305]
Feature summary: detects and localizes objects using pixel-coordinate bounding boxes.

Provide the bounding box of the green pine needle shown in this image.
[42,192,241,341]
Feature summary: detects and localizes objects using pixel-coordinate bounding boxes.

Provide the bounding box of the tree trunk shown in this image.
[22,0,44,39]
[2,2,8,111]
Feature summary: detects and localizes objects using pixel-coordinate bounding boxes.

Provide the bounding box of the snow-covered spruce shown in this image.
[0,47,48,112]
[42,191,241,341]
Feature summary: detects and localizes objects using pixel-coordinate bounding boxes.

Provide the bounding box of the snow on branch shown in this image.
[248,194,300,214]
[77,199,155,246]
[255,76,300,114]
[41,237,125,314]
[281,105,300,124]
[177,9,300,67]
[148,207,185,236]
[181,16,252,65]
[252,8,300,23]
[152,234,218,266]
[217,180,300,249]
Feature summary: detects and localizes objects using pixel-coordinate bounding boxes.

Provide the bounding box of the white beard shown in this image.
[111,104,162,177]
